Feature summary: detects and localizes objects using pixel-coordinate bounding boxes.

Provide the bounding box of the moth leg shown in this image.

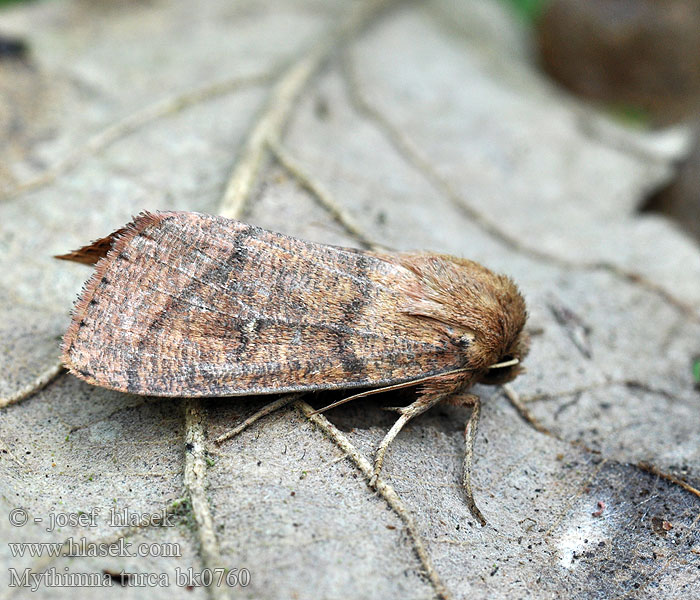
[214,393,301,445]
[447,393,487,526]
[369,393,444,488]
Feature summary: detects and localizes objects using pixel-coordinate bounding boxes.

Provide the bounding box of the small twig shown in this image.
[214,393,301,445]
[637,461,700,500]
[296,399,452,600]
[0,361,63,409]
[267,137,378,250]
[183,401,229,600]
[1,72,272,202]
[502,384,553,437]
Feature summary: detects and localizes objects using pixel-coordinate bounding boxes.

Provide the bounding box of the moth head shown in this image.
[391,252,531,385]
[476,329,530,386]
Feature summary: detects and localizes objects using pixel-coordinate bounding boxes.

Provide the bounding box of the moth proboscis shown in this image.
[57,210,530,525]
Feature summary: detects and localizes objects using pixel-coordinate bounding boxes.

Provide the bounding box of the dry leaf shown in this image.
[1,1,699,598]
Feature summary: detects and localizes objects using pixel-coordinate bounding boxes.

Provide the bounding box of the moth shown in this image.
[58,210,529,524]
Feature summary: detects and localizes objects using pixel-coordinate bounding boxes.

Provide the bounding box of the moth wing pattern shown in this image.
[61,211,467,397]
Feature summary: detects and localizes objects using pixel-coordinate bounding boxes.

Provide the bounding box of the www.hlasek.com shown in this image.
[8,537,180,558]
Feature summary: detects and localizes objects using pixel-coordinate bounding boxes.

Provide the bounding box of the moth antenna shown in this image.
[488,358,519,370]
[308,383,418,416]
[308,368,470,416]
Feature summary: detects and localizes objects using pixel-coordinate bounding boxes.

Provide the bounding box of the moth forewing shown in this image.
[59,211,470,397]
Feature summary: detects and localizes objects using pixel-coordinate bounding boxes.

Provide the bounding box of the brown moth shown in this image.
[58,210,529,524]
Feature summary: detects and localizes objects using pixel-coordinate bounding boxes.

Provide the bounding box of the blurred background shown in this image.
[3,0,699,241]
